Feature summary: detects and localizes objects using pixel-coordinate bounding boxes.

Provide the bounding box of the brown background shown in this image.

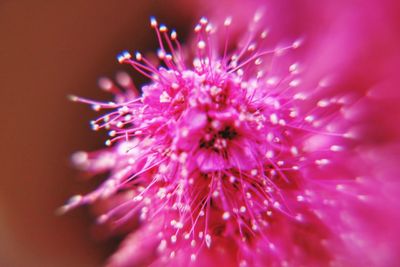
[0,1,197,266]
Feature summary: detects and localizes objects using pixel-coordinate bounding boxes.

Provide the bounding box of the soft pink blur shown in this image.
[200,0,400,265]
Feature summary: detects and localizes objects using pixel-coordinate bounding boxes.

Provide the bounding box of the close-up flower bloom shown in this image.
[62,2,400,266]
[2,1,399,267]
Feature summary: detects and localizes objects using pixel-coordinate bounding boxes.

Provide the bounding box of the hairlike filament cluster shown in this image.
[64,14,358,266]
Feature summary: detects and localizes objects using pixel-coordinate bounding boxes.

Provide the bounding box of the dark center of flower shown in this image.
[199,125,238,151]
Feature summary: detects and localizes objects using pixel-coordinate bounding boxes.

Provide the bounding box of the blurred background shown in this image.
[1,0,399,266]
[0,1,198,266]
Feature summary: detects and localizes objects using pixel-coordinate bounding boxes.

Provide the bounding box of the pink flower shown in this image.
[64,6,400,267]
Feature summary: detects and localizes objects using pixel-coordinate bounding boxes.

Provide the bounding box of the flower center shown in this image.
[199,125,238,151]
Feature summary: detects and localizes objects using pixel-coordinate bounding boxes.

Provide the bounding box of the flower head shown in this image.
[64,11,399,267]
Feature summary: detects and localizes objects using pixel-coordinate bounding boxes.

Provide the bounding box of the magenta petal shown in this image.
[196,149,226,172]
[174,108,207,150]
[227,140,258,171]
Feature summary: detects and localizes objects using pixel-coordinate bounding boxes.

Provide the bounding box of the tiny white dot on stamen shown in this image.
[197,40,206,49]
[248,43,256,51]
[71,151,88,165]
[253,10,263,22]
[200,17,208,25]
[68,95,78,102]
[270,113,278,124]
[290,146,299,156]
[224,17,232,26]
[205,234,212,248]
[265,150,274,158]
[222,211,230,220]
[171,82,179,89]
[150,17,157,27]
[330,145,343,152]
[315,159,330,166]
[212,191,219,198]
[292,39,303,49]
[133,195,143,202]
[289,63,300,73]
[266,77,278,86]
[157,50,166,59]
[261,30,268,39]
[158,240,167,252]
[92,104,101,111]
[297,195,305,202]
[181,127,189,138]
[170,30,177,39]
[198,231,204,239]
[305,115,314,122]
[289,79,301,87]
[336,184,345,191]
[194,24,201,32]
[294,92,306,100]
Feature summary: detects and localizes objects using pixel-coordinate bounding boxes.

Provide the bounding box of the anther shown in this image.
[159,24,167,32]
[150,16,157,28]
